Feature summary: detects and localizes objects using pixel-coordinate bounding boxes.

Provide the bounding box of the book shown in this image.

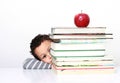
[51,42,105,50]
[50,33,113,39]
[52,55,114,62]
[53,60,114,67]
[53,38,107,44]
[52,68,115,74]
[55,61,114,69]
[54,65,114,70]
[52,69,115,74]
[50,49,105,57]
[52,65,115,74]
[51,27,106,34]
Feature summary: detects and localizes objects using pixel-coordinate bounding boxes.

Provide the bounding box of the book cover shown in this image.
[53,38,107,44]
[52,68,115,74]
[50,49,105,57]
[54,65,114,70]
[51,27,106,34]
[51,42,106,50]
[53,61,114,67]
[52,65,115,74]
[52,55,114,62]
[50,33,113,39]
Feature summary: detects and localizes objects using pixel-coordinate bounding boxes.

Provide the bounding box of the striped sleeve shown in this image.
[23,58,51,69]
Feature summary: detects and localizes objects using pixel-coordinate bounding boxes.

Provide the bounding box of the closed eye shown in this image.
[41,54,47,59]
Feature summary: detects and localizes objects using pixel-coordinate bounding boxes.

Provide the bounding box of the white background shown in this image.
[0,0,120,68]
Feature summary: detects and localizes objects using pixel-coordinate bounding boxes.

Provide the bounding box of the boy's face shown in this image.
[34,40,52,64]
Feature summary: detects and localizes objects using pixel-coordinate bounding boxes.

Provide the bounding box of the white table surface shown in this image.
[0,66,120,83]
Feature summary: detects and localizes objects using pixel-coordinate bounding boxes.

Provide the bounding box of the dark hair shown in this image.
[30,34,53,60]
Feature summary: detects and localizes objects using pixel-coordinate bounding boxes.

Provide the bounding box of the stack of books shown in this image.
[50,27,114,74]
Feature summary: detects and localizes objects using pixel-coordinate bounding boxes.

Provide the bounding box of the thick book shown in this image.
[54,65,114,70]
[53,38,107,44]
[50,33,113,39]
[53,60,114,67]
[50,49,105,57]
[51,27,106,34]
[52,55,114,62]
[52,65,115,74]
[51,42,105,50]
[52,68,115,74]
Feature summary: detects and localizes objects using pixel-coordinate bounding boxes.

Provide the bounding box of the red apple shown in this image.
[74,12,90,28]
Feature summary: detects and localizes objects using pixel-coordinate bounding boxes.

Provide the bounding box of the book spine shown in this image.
[54,66,114,70]
[50,34,113,39]
[51,49,105,57]
[51,43,106,50]
[51,27,106,34]
[52,68,115,74]
[54,61,114,66]
[52,56,114,62]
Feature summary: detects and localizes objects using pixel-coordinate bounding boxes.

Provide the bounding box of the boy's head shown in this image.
[30,34,53,64]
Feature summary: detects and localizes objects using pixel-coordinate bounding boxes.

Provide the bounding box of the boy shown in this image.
[23,34,54,69]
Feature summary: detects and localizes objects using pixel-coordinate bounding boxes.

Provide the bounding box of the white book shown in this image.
[51,27,106,34]
[50,34,113,39]
[50,49,105,57]
[52,55,114,62]
[52,38,106,44]
[52,67,115,74]
[53,60,114,66]
[51,42,105,50]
